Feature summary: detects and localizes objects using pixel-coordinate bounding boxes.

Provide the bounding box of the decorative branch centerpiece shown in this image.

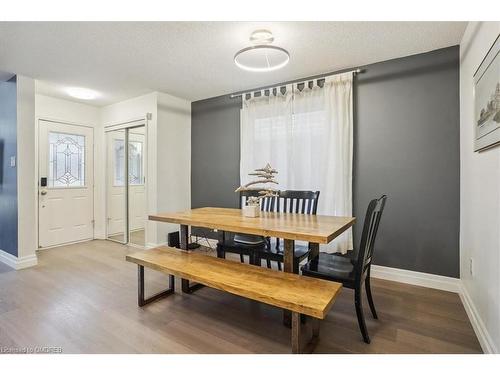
[235,163,279,217]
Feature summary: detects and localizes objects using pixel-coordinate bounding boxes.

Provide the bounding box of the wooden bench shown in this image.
[126,246,342,353]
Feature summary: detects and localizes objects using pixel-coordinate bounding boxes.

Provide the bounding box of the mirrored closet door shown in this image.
[106,125,146,247]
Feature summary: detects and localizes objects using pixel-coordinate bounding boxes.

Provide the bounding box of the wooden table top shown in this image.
[126,246,342,319]
[149,207,355,244]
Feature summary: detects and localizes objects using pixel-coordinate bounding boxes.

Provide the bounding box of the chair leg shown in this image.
[240,254,245,263]
[250,253,259,266]
[365,276,378,319]
[254,254,261,267]
[355,287,370,344]
[216,247,225,259]
[277,261,282,271]
[266,259,272,268]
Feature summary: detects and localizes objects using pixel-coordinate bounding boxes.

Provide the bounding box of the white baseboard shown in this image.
[371,265,460,292]
[459,283,497,354]
[371,264,497,354]
[0,249,38,270]
[145,242,166,249]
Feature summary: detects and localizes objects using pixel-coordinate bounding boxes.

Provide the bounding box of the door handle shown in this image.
[40,190,47,196]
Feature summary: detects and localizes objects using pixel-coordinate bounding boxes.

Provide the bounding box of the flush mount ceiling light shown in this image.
[234,30,289,72]
[66,87,100,100]
[249,29,274,44]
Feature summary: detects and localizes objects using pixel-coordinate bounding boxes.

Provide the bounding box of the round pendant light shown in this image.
[234,30,289,72]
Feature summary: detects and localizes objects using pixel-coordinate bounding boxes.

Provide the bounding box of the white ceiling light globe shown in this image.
[249,29,274,45]
[66,87,100,100]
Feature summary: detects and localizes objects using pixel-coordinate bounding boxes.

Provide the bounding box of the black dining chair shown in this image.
[216,190,276,265]
[255,190,320,272]
[301,195,387,344]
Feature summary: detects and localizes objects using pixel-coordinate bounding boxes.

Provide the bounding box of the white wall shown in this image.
[156,92,191,244]
[35,94,104,238]
[16,76,37,264]
[460,21,500,354]
[35,94,101,126]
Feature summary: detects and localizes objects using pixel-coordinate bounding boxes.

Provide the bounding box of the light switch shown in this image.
[10,156,16,167]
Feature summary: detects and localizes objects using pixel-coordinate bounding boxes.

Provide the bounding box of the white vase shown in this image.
[242,205,260,218]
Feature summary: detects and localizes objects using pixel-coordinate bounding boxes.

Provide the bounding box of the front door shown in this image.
[38,120,94,248]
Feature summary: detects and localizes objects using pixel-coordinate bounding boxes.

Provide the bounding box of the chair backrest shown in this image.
[277,190,320,215]
[275,190,320,250]
[355,195,387,282]
[239,190,276,212]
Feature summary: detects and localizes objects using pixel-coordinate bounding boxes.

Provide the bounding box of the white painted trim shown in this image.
[103,118,146,130]
[37,116,96,129]
[459,282,498,354]
[37,238,93,251]
[145,242,166,249]
[370,264,497,353]
[0,249,38,270]
[371,265,460,293]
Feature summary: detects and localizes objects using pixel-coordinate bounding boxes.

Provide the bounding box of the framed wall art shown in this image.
[474,34,500,151]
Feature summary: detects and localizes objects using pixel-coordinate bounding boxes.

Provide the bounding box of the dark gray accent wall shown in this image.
[0,76,18,256]
[353,46,460,278]
[191,46,460,277]
[192,96,242,209]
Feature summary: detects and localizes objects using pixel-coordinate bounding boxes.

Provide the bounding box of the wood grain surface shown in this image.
[126,246,342,319]
[149,207,355,244]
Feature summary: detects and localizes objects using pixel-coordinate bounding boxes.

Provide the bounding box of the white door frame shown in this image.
[104,118,148,247]
[36,118,95,249]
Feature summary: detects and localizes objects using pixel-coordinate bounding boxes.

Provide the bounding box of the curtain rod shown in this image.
[229,68,363,99]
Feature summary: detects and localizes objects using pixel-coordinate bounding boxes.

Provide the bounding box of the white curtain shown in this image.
[240,72,353,253]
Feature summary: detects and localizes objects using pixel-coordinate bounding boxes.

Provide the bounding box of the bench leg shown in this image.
[180,224,205,294]
[138,265,175,307]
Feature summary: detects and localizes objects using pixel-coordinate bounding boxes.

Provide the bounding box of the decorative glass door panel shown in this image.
[48,132,86,187]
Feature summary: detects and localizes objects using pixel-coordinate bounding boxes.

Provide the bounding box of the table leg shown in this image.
[312,318,320,338]
[179,224,204,294]
[216,230,226,258]
[283,239,295,326]
[179,224,189,250]
[291,312,301,354]
[308,242,319,261]
[291,313,321,354]
[283,239,295,273]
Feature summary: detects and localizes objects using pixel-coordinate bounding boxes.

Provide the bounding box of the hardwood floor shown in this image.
[0,240,482,354]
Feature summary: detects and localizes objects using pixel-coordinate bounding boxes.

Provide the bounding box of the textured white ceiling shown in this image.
[0,22,467,105]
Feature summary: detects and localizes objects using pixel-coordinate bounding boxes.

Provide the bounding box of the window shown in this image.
[240,73,354,253]
[114,139,143,186]
[48,132,85,187]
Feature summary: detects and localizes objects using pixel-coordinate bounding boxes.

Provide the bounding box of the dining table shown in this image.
[149,206,356,294]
